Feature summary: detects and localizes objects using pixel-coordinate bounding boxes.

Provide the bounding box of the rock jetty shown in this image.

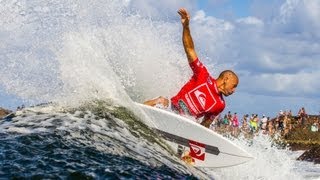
[0,107,11,118]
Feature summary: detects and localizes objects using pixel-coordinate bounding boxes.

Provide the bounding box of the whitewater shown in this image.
[0,0,319,179]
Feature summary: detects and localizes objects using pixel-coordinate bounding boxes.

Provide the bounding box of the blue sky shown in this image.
[121,0,320,117]
[197,0,252,18]
[0,88,22,109]
[1,0,319,118]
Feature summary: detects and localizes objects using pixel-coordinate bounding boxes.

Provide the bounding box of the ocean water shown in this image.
[0,102,206,179]
[1,0,320,179]
[1,102,320,179]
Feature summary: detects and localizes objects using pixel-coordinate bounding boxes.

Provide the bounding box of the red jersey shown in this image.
[171,58,225,118]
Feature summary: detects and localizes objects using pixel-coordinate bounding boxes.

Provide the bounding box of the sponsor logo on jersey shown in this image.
[194,90,206,109]
[188,84,216,112]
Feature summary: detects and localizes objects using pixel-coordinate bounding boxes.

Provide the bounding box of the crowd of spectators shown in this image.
[208,107,320,138]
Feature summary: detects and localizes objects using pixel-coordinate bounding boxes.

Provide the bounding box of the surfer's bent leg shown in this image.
[201,116,214,128]
[143,96,169,108]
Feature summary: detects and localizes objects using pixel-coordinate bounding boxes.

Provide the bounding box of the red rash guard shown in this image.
[171,58,225,119]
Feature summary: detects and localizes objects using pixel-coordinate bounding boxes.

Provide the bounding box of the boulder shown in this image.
[0,107,11,118]
[297,144,320,164]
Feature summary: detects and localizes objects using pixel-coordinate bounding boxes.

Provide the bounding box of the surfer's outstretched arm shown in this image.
[178,8,198,63]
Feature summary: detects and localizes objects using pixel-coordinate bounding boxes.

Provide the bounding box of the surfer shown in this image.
[144,8,239,128]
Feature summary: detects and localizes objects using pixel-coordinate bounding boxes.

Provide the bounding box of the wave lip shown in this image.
[0,101,210,179]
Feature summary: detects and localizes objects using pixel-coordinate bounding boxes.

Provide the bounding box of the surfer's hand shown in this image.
[178,8,190,27]
[157,96,169,108]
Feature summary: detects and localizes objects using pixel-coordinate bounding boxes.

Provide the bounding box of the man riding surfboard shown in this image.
[144,8,239,128]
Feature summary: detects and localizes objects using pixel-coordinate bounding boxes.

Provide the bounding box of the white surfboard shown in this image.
[135,102,254,168]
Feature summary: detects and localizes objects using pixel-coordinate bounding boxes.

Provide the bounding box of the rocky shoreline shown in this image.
[280,115,320,164]
[296,144,320,164]
[0,107,11,118]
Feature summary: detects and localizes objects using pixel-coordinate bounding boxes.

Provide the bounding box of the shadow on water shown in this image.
[0,132,197,179]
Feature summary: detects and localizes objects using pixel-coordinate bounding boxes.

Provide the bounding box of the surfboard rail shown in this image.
[135,102,254,168]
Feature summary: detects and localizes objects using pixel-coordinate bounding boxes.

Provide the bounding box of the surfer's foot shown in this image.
[143,96,169,108]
